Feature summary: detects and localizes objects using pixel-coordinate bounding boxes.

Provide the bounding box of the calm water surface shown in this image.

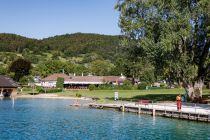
[0,99,209,140]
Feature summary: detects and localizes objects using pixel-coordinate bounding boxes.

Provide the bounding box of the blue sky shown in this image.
[0,0,121,39]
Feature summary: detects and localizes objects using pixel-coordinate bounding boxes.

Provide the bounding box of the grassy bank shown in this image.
[20,87,210,103]
[57,88,210,102]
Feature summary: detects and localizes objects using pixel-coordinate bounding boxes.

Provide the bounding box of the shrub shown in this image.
[36,86,45,93]
[98,83,113,90]
[37,87,62,93]
[56,77,64,89]
[160,82,166,87]
[88,84,96,91]
[121,80,132,90]
[76,93,82,98]
[22,87,32,91]
[138,82,148,90]
[46,88,62,93]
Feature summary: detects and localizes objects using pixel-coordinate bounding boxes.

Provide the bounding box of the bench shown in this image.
[135,100,151,107]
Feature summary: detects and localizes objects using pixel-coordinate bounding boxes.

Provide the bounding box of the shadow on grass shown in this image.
[106,94,210,104]
[106,94,177,102]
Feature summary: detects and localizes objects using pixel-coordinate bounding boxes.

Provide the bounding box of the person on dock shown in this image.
[176,94,182,111]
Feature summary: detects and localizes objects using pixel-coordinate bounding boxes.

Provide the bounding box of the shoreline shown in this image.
[16,94,93,101]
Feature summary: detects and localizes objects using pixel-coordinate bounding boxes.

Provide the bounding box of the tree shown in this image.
[116,0,210,100]
[9,58,32,82]
[89,60,114,76]
[34,60,75,77]
[0,65,7,75]
[56,77,64,89]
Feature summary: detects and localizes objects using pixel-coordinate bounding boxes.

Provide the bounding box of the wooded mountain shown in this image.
[0,33,126,79]
[0,33,121,59]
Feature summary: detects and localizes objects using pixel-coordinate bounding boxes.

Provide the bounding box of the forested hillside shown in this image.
[0,33,128,82]
[0,33,120,57]
[43,33,120,59]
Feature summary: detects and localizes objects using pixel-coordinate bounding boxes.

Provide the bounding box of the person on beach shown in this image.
[176,94,182,111]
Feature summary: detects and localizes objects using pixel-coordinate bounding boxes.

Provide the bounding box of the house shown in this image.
[41,73,126,89]
[41,73,69,88]
[0,75,18,97]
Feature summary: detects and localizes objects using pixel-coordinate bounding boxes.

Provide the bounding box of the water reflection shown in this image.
[12,97,15,108]
[152,115,156,125]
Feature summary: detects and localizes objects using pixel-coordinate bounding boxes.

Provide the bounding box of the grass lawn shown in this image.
[20,87,210,103]
[56,88,210,103]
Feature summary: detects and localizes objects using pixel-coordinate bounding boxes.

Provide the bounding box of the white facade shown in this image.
[41,81,57,88]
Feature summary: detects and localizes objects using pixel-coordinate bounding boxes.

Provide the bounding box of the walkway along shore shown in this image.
[89,102,210,123]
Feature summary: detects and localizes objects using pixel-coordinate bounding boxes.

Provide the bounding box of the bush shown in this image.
[88,85,96,91]
[37,87,62,93]
[138,82,148,90]
[36,86,45,93]
[22,87,32,91]
[98,83,113,90]
[46,88,62,93]
[56,77,64,89]
[120,80,133,90]
[76,93,82,97]
[160,82,166,87]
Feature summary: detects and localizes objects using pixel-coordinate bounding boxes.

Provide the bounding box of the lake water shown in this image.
[0,99,209,140]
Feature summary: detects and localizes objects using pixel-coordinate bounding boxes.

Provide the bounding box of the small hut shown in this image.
[0,75,18,97]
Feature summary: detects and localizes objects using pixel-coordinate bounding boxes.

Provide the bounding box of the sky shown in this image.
[0,0,121,39]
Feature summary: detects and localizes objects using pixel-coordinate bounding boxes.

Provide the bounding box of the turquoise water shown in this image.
[0,99,210,140]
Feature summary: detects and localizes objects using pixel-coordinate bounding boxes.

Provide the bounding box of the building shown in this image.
[0,75,18,97]
[41,73,126,89]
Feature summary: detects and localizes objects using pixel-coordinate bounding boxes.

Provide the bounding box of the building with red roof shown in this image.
[41,73,126,89]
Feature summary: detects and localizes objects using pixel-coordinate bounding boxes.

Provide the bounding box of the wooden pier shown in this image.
[89,103,210,123]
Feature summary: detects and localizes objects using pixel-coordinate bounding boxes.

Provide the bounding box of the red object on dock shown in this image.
[136,100,151,106]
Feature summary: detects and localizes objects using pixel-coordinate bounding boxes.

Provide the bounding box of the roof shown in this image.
[42,73,126,84]
[0,75,18,88]
[67,76,104,83]
[103,76,126,82]
[42,73,69,81]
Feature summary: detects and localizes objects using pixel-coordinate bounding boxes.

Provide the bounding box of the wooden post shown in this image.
[122,105,125,112]
[0,88,3,94]
[153,109,156,116]
[138,104,141,114]
[11,88,17,97]
[164,103,166,114]
[0,88,4,97]
[194,104,196,113]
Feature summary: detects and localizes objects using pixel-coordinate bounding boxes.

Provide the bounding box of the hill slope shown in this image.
[0,33,121,59]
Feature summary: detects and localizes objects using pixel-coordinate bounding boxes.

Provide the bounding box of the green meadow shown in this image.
[57,88,210,102]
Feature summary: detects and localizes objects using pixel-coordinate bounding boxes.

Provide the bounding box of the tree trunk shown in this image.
[193,80,204,98]
[182,79,203,102]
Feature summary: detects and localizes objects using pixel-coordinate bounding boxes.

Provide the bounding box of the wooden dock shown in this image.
[89,103,210,123]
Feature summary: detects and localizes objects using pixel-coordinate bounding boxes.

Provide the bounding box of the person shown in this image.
[176,94,182,111]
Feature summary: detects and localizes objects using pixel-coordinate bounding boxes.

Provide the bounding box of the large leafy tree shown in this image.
[33,60,75,77]
[9,58,32,82]
[89,60,114,76]
[116,0,210,100]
